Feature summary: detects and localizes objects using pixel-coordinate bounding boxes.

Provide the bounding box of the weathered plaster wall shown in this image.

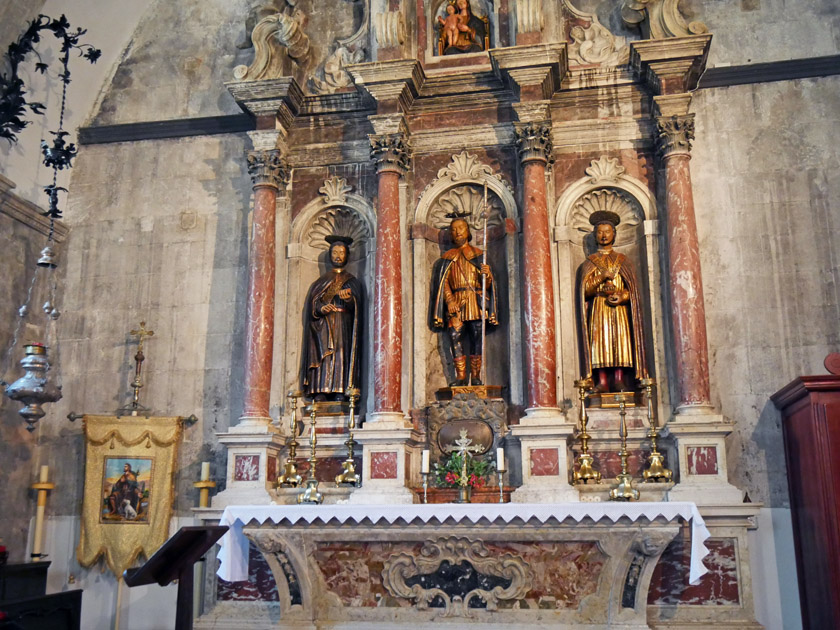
[0,203,50,558]
[42,133,252,522]
[692,0,840,66]
[692,75,840,506]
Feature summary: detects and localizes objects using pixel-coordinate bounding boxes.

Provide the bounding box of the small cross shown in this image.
[130,321,154,354]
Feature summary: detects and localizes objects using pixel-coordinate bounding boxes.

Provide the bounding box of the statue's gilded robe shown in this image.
[577,250,648,378]
[430,243,498,329]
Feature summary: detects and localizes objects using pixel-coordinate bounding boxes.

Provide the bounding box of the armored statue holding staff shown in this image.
[431,217,498,386]
[302,235,362,401]
[577,210,648,393]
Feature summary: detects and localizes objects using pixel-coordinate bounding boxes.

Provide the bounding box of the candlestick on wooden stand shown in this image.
[335,388,360,486]
[192,462,216,619]
[420,449,430,504]
[640,378,673,482]
[31,465,54,560]
[193,462,216,508]
[609,396,640,501]
[278,391,303,487]
[496,447,506,504]
[298,405,323,504]
[572,377,601,484]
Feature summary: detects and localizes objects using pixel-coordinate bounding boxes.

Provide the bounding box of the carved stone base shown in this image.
[435,385,503,400]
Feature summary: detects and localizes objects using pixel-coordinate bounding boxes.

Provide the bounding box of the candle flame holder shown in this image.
[572,377,601,484]
[609,395,640,501]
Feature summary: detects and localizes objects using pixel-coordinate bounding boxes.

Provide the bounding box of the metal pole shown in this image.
[480,182,488,385]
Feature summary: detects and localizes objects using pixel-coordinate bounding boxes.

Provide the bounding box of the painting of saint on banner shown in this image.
[100,457,153,523]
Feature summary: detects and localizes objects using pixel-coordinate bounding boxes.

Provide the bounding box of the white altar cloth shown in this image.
[216,501,710,585]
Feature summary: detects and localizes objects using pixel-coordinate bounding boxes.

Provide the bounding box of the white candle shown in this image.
[496,448,505,472]
[200,462,210,481]
[40,465,49,483]
[421,450,430,474]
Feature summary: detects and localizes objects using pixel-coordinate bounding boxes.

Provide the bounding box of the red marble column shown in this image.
[657,115,711,409]
[515,121,558,410]
[241,150,285,422]
[370,134,410,414]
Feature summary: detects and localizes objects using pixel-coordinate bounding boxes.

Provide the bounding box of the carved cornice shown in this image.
[247,149,288,188]
[513,121,552,165]
[656,114,694,158]
[370,133,411,174]
[629,35,711,95]
[226,77,305,133]
[622,0,709,40]
[490,44,567,101]
[347,59,425,113]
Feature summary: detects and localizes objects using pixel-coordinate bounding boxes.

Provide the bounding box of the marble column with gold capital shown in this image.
[240,145,288,426]
[514,120,559,411]
[369,126,410,417]
[656,112,712,411]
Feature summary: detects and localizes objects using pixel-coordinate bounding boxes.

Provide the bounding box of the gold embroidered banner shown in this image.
[77,415,183,577]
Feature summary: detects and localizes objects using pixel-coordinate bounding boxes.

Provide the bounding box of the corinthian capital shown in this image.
[513,121,553,164]
[370,133,411,174]
[247,150,288,188]
[656,115,695,158]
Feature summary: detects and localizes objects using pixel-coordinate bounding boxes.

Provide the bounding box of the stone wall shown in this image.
[692,75,840,506]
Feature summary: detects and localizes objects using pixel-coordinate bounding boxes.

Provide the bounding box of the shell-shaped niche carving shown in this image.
[570,189,642,246]
[429,185,504,232]
[306,207,371,250]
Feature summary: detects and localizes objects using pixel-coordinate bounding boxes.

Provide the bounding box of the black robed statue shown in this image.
[302,235,362,401]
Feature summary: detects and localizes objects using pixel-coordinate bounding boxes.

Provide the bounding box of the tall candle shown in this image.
[200,462,210,481]
[421,450,430,474]
[40,465,49,483]
[496,448,505,472]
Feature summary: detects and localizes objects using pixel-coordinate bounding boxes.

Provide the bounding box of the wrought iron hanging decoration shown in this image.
[0,15,100,430]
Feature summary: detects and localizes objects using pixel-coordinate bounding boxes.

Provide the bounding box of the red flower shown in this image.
[445,472,458,484]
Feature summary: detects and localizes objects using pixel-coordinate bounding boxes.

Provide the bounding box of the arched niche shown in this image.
[411,151,522,407]
[281,177,376,416]
[553,157,669,415]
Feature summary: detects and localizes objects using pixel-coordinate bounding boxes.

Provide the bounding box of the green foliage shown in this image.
[432,451,495,488]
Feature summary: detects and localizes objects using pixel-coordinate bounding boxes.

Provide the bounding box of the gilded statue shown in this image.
[302,236,362,401]
[431,218,498,386]
[577,211,648,392]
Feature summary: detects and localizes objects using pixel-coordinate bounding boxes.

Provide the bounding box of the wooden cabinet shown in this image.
[771,372,840,630]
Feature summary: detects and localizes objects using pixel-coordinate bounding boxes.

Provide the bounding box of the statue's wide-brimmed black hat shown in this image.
[325,235,354,246]
[588,210,621,227]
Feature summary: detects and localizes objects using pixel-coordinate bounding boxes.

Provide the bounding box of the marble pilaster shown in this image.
[514,120,559,412]
[240,146,286,426]
[369,124,410,418]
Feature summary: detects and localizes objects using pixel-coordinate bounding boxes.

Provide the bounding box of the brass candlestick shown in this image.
[335,388,360,486]
[298,405,323,504]
[640,378,672,482]
[609,396,640,501]
[278,391,303,487]
[573,377,601,484]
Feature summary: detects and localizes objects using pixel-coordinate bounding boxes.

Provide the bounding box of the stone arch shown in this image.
[411,152,523,407]
[552,156,667,413]
[280,177,376,418]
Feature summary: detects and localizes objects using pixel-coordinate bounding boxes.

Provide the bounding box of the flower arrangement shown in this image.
[432,452,495,489]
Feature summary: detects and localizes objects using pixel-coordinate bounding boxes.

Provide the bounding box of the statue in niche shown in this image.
[302,235,362,402]
[431,218,498,387]
[577,210,648,394]
[437,0,488,55]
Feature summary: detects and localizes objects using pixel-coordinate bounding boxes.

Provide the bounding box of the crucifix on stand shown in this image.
[445,429,483,504]
[117,322,154,417]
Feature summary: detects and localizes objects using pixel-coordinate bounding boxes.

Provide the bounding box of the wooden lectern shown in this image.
[123,525,227,630]
[771,353,840,630]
